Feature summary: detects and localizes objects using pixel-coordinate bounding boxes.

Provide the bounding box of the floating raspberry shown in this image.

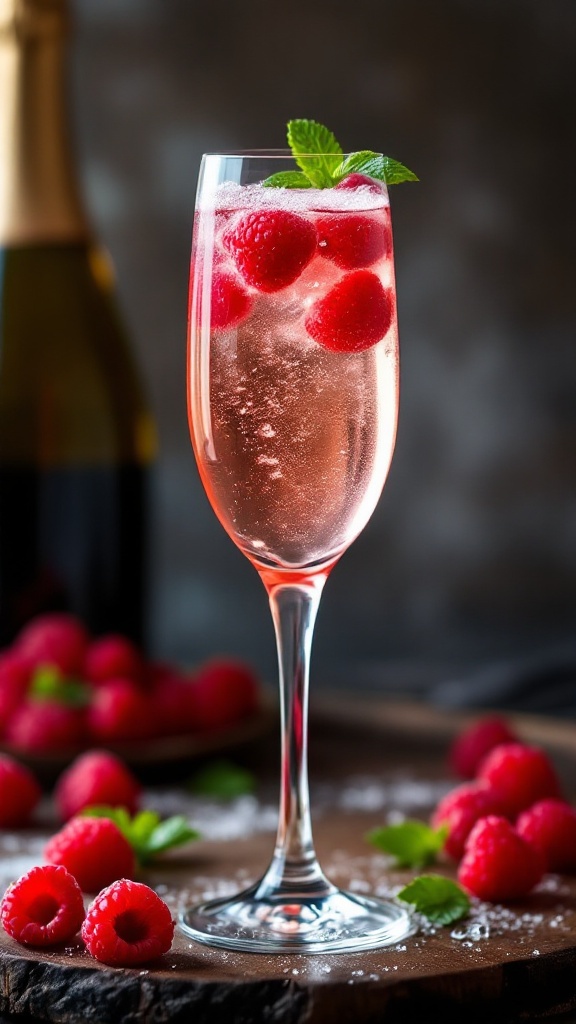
[448,716,518,779]
[15,614,89,675]
[210,270,254,329]
[1,864,84,947]
[477,742,562,817]
[0,653,31,734]
[87,679,154,743]
[305,270,394,352]
[191,658,260,731]
[335,172,386,193]
[81,879,174,966]
[315,212,390,269]
[6,700,86,752]
[45,816,136,893]
[458,815,544,901]
[223,209,316,292]
[84,635,144,687]
[516,799,576,873]
[0,754,42,827]
[431,782,506,861]
[55,750,141,822]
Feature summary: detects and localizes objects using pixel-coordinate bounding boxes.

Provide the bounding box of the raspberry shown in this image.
[0,653,31,734]
[316,212,390,270]
[210,270,254,329]
[81,879,174,966]
[87,679,155,743]
[84,635,144,686]
[191,658,260,731]
[15,614,89,675]
[516,799,576,873]
[0,754,41,827]
[477,742,562,817]
[458,815,544,902]
[448,716,518,779]
[305,270,394,352]
[55,750,141,822]
[223,209,317,292]
[1,864,84,947]
[431,782,506,860]
[45,816,136,893]
[6,700,86,752]
[335,173,385,193]
[150,664,198,736]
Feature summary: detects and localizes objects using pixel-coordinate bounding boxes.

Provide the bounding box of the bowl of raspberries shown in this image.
[0,612,268,769]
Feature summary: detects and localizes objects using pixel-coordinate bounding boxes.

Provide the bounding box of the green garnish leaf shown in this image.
[188,759,256,800]
[286,119,343,188]
[261,171,313,189]
[82,806,200,865]
[262,119,418,190]
[333,150,419,185]
[30,666,91,707]
[367,819,447,868]
[397,874,470,926]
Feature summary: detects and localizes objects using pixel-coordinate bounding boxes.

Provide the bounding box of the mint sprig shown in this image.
[30,665,91,707]
[187,759,256,800]
[262,118,417,189]
[82,806,200,866]
[397,874,470,926]
[367,819,447,869]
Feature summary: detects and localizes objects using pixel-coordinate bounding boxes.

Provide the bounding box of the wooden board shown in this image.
[0,697,575,1024]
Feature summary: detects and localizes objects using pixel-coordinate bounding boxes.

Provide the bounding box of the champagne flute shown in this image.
[180,151,412,952]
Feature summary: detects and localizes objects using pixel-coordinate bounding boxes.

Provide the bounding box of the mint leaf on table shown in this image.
[187,759,256,800]
[82,806,200,866]
[30,666,91,707]
[262,118,417,189]
[367,819,447,868]
[397,875,470,926]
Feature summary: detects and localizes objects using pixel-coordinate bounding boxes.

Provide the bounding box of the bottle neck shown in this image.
[0,14,89,245]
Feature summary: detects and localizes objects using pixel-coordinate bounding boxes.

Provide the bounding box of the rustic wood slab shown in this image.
[0,698,575,1024]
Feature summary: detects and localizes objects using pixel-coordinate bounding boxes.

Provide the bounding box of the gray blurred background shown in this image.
[69,0,575,705]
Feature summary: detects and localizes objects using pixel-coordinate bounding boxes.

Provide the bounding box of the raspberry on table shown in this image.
[315,212,390,270]
[431,781,506,861]
[210,270,254,329]
[45,815,136,893]
[0,653,31,735]
[149,664,199,736]
[0,754,42,827]
[55,750,141,822]
[516,799,576,873]
[87,679,155,743]
[81,879,174,966]
[477,742,562,817]
[6,700,86,753]
[1,864,85,947]
[305,270,394,352]
[190,658,260,731]
[15,614,89,675]
[84,635,145,687]
[448,716,518,779]
[458,815,545,902]
[223,209,317,292]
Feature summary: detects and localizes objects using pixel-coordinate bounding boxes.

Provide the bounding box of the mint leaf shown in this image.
[397,875,470,926]
[287,119,342,188]
[333,150,418,185]
[367,820,447,868]
[30,666,91,707]
[188,759,256,800]
[261,171,312,189]
[82,806,200,865]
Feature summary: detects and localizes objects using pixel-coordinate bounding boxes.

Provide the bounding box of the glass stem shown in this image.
[255,576,335,900]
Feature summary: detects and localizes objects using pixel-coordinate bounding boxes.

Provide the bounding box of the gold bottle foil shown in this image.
[0,0,88,243]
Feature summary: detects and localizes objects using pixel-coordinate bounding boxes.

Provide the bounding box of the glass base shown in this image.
[179,883,414,954]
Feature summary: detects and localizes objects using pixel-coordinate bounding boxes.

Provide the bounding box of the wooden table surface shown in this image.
[0,697,575,1024]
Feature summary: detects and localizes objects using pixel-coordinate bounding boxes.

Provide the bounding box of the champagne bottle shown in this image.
[0,0,157,645]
